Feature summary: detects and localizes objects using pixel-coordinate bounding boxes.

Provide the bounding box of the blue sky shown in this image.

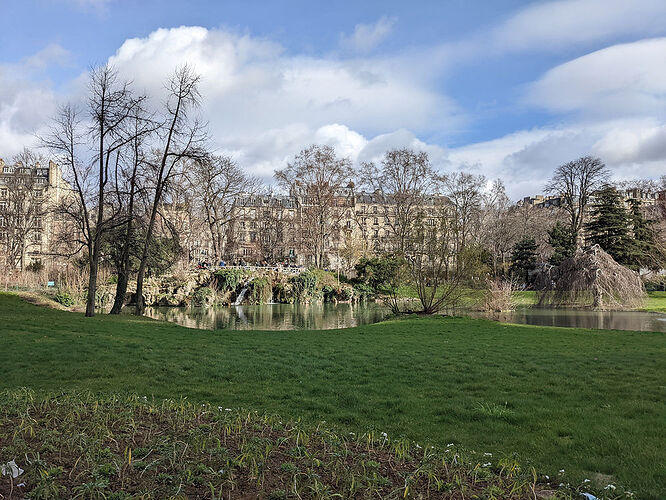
[1,0,665,197]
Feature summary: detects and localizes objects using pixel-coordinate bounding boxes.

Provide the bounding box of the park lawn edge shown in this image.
[0,389,623,500]
[0,294,660,498]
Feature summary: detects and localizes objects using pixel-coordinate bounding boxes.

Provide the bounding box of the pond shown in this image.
[138,302,666,332]
[142,302,391,330]
[469,307,666,333]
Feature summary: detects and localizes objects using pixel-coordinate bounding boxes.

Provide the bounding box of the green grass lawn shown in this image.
[512,290,666,312]
[1,293,665,498]
[642,291,666,312]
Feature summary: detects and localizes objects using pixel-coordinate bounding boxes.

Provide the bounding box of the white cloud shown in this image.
[448,118,666,199]
[340,17,396,54]
[527,38,666,118]
[0,45,71,159]
[491,0,666,52]
[103,26,460,182]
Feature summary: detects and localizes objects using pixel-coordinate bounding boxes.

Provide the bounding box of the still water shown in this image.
[140,302,666,332]
[143,302,391,330]
[468,307,666,333]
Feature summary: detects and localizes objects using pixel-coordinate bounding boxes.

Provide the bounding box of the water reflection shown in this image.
[469,308,666,333]
[141,302,391,330]
[135,303,666,332]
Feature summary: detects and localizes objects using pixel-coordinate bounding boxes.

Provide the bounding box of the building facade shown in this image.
[0,158,70,269]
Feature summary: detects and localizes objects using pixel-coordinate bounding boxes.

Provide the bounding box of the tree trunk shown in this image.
[85,243,98,317]
[109,218,132,314]
[135,189,161,315]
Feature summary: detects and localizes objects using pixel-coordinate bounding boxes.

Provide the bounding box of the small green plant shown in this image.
[214,269,250,292]
[53,289,74,307]
[290,270,318,301]
[249,277,273,304]
[474,402,514,419]
[192,286,213,307]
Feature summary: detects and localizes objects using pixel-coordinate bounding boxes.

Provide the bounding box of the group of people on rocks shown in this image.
[195,259,303,270]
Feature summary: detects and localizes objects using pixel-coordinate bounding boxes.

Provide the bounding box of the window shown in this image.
[372,205,378,213]
[0,188,7,198]
[35,218,43,229]
[373,217,379,225]
[346,220,351,228]
[2,166,11,173]
[373,229,379,238]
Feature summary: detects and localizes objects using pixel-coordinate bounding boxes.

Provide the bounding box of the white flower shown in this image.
[605,484,616,491]
[583,479,590,483]
[484,452,492,456]
[225,408,232,411]
[545,475,549,479]
[482,462,491,467]
[559,469,565,474]
[381,432,387,437]
[447,443,454,447]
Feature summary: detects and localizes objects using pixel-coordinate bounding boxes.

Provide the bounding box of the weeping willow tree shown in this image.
[537,245,645,310]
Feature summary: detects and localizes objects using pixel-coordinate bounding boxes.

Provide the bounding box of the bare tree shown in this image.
[480,179,515,276]
[188,155,257,262]
[0,149,48,269]
[274,145,353,268]
[545,156,610,246]
[134,65,208,315]
[43,66,141,316]
[361,149,434,252]
[437,171,486,271]
[109,104,157,314]
[404,198,464,314]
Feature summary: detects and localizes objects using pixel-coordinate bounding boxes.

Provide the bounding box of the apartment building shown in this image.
[225,186,452,268]
[0,158,70,269]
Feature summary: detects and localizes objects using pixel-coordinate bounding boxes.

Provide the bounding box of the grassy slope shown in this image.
[1,293,664,498]
[512,290,666,311]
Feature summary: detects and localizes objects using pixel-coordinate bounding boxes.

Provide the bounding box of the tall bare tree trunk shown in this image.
[110,216,133,314]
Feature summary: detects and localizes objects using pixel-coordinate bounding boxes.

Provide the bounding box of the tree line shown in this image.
[3,64,665,316]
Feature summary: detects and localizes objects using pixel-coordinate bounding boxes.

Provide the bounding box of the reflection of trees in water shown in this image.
[145,303,390,330]
[491,308,666,332]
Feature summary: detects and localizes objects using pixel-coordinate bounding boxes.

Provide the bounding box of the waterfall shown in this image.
[233,278,254,306]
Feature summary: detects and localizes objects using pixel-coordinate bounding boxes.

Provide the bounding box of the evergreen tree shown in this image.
[510,237,538,286]
[628,199,666,271]
[547,221,576,266]
[584,186,632,265]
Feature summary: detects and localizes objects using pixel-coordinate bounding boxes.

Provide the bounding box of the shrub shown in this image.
[25,261,44,273]
[482,278,516,312]
[249,277,273,304]
[353,283,374,300]
[191,286,213,307]
[214,269,250,292]
[54,289,74,307]
[337,284,354,301]
[644,279,665,292]
[290,270,319,301]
